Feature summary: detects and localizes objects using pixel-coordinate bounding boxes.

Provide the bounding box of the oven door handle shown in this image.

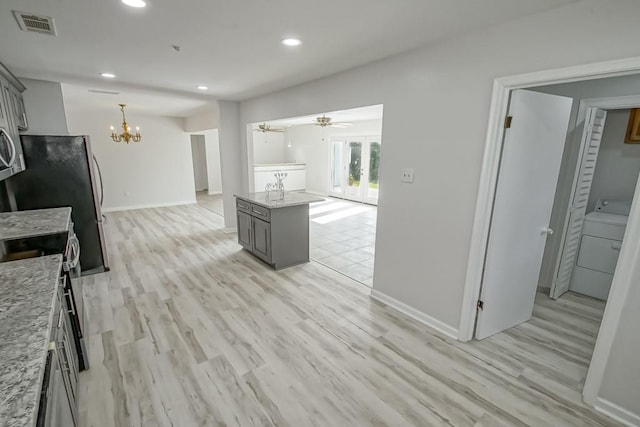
[63,235,81,271]
[0,128,16,168]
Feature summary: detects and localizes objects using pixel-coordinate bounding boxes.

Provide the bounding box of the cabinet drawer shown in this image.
[236,198,251,213]
[577,235,622,275]
[250,204,271,222]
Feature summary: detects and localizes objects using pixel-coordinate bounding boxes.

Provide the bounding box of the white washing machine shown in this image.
[569,199,631,300]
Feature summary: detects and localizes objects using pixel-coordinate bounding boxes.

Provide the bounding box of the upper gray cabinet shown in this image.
[0,59,27,181]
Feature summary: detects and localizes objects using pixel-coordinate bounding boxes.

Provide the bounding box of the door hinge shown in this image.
[477,300,484,310]
[504,116,513,129]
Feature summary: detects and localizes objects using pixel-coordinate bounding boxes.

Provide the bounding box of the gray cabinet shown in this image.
[37,275,79,427]
[0,60,27,181]
[237,210,252,249]
[251,216,272,262]
[235,197,310,270]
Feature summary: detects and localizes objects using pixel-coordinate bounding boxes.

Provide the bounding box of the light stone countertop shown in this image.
[0,255,63,427]
[0,207,72,241]
[234,192,325,209]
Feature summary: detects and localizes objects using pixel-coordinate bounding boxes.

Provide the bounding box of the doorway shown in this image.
[190,130,224,216]
[460,63,640,416]
[190,135,208,192]
[329,136,381,205]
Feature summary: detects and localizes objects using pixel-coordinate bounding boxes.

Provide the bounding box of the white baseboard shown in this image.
[102,200,197,213]
[370,289,458,339]
[222,227,237,234]
[595,398,640,426]
[207,190,222,195]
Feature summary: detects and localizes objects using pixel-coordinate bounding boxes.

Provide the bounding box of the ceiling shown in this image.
[0,0,578,112]
[61,83,213,117]
[262,104,384,128]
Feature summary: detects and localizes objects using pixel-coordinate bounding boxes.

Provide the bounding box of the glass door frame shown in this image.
[328,135,381,205]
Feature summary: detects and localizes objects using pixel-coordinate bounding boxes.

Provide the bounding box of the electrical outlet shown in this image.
[401,168,415,183]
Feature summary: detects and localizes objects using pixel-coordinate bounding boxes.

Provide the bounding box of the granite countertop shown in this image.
[0,255,63,427]
[234,191,325,209]
[0,207,72,241]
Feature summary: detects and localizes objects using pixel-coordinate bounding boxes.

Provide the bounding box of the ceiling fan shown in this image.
[314,115,352,128]
[254,123,285,133]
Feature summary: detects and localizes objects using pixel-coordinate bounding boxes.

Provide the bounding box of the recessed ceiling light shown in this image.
[197,85,208,90]
[122,0,146,8]
[100,73,116,78]
[281,38,302,47]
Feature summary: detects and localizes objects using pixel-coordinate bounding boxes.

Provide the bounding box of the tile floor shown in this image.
[308,197,377,287]
[196,192,377,286]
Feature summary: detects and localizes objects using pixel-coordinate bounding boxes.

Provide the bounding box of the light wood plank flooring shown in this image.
[78,202,617,426]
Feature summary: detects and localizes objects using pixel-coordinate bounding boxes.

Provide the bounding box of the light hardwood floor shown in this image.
[78,202,617,426]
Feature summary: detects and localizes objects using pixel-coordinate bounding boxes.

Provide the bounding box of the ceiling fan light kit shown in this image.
[255,123,285,133]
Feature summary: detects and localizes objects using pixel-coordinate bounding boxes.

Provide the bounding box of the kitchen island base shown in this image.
[235,192,323,270]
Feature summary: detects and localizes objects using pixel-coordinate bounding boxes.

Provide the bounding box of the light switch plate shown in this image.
[401,168,415,183]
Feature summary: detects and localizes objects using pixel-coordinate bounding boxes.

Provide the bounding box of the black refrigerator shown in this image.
[8,135,109,274]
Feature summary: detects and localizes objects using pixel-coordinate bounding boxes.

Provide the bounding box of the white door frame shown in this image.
[457,56,640,407]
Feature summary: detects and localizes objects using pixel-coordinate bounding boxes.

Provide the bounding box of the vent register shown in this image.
[13,11,57,36]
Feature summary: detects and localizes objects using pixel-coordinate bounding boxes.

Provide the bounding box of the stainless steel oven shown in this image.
[61,228,88,370]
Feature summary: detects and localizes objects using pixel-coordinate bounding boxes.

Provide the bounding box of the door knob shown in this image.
[541,227,554,236]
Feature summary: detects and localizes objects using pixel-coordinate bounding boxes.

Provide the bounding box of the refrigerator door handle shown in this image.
[0,128,16,168]
[92,154,104,209]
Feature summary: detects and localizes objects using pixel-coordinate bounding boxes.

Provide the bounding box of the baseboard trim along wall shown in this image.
[207,190,222,195]
[595,398,640,426]
[102,200,197,213]
[370,289,459,339]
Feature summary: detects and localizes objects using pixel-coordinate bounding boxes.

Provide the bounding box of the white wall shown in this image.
[184,108,218,132]
[203,129,222,195]
[283,119,383,194]
[231,1,640,417]
[253,131,286,164]
[65,106,196,211]
[284,125,326,193]
[190,135,208,191]
[588,109,640,210]
[218,101,243,227]
[20,78,69,135]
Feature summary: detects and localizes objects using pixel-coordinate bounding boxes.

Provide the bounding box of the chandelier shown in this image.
[110,104,141,143]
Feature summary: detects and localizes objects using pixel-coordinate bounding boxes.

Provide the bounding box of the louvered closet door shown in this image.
[551,108,607,299]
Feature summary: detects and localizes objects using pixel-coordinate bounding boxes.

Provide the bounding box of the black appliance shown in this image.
[8,135,109,273]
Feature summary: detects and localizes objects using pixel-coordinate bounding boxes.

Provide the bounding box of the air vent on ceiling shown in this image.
[88,89,120,95]
[13,11,57,36]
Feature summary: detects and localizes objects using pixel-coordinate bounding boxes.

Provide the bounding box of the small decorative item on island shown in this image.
[265,170,287,200]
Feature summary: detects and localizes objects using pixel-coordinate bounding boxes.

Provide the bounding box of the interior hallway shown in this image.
[77,203,616,426]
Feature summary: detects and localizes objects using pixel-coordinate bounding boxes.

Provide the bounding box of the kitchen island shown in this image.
[234,192,324,269]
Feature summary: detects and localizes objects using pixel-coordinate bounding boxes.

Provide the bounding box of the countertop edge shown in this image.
[234,192,325,209]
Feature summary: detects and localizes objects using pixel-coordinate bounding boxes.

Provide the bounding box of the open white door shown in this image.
[551,108,607,299]
[475,90,572,340]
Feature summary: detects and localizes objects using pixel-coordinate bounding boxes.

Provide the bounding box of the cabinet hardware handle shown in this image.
[58,308,64,329]
[58,342,71,372]
[64,291,76,316]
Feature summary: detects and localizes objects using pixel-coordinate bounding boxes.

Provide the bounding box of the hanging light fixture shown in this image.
[110,104,141,143]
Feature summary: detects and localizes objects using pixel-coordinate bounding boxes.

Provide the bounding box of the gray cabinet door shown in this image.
[237,210,252,249]
[252,217,272,263]
[49,354,76,427]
